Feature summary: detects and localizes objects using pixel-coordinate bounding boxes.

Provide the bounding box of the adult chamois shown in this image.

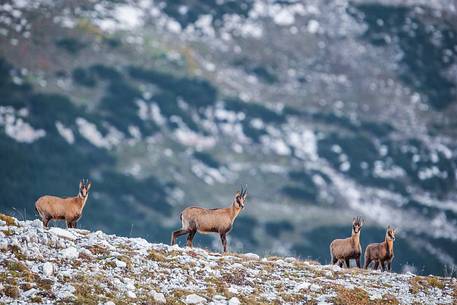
[364,225,396,271]
[330,216,364,268]
[171,186,248,252]
[35,179,92,228]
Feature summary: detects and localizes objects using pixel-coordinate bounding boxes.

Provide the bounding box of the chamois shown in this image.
[35,179,92,228]
[171,186,247,252]
[364,225,396,271]
[330,217,364,268]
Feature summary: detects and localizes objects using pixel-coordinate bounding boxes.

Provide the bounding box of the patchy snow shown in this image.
[195,15,215,37]
[95,3,144,31]
[173,122,216,150]
[0,106,45,143]
[76,117,124,149]
[55,121,75,144]
[49,227,77,241]
[286,127,318,160]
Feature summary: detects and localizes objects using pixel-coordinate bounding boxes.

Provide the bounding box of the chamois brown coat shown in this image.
[171,186,247,252]
[330,217,364,268]
[364,226,396,271]
[35,179,92,228]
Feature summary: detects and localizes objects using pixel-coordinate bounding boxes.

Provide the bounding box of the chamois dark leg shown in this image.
[364,257,372,269]
[66,221,72,228]
[355,257,361,268]
[186,230,196,248]
[387,260,392,271]
[171,229,188,245]
[338,260,344,267]
[43,217,50,228]
[332,256,338,265]
[345,259,350,268]
[373,261,379,270]
[381,261,386,272]
[220,233,227,252]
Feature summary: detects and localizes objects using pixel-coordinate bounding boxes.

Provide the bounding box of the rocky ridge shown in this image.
[0,214,456,304]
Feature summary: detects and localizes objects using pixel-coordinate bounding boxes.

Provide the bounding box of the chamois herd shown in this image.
[35,180,397,272]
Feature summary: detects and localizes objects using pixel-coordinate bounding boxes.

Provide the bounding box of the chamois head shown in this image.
[79,178,92,198]
[352,216,364,234]
[235,185,248,209]
[386,225,396,241]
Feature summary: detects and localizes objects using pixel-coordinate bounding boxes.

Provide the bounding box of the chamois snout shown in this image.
[387,225,396,241]
[352,217,363,233]
[79,178,92,198]
[235,187,248,209]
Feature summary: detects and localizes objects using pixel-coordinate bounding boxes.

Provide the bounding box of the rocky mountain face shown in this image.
[0,0,457,276]
[0,214,456,304]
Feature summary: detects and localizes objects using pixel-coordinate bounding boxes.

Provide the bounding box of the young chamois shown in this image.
[330,217,364,268]
[364,225,396,271]
[171,186,247,252]
[35,179,92,228]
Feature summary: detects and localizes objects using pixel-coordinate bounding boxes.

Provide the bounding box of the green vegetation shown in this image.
[55,38,87,54]
[128,66,217,108]
[224,98,284,124]
[0,58,171,243]
[193,151,220,168]
[352,4,457,109]
[265,220,294,238]
[281,185,317,202]
[72,68,97,87]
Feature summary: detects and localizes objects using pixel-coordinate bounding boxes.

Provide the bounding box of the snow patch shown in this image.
[0,106,45,143]
[76,117,124,149]
[55,121,75,144]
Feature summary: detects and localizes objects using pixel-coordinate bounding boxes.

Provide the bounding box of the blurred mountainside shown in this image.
[0,0,457,276]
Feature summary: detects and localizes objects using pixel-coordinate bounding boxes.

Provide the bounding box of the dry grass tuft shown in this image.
[0,214,17,226]
[222,269,250,286]
[146,249,166,262]
[87,244,109,256]
[331,285,399,305]
[3,285,20,298]
[332,286,371,305]
[409,276,445,294]
[426,276,445,289]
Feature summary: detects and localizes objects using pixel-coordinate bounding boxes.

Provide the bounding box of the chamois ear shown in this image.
[79,180,83,189]
[87,181,92,190]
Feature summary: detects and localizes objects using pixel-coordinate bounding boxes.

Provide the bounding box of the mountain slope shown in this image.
[0,0,457,276]
[0,214,456,304]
